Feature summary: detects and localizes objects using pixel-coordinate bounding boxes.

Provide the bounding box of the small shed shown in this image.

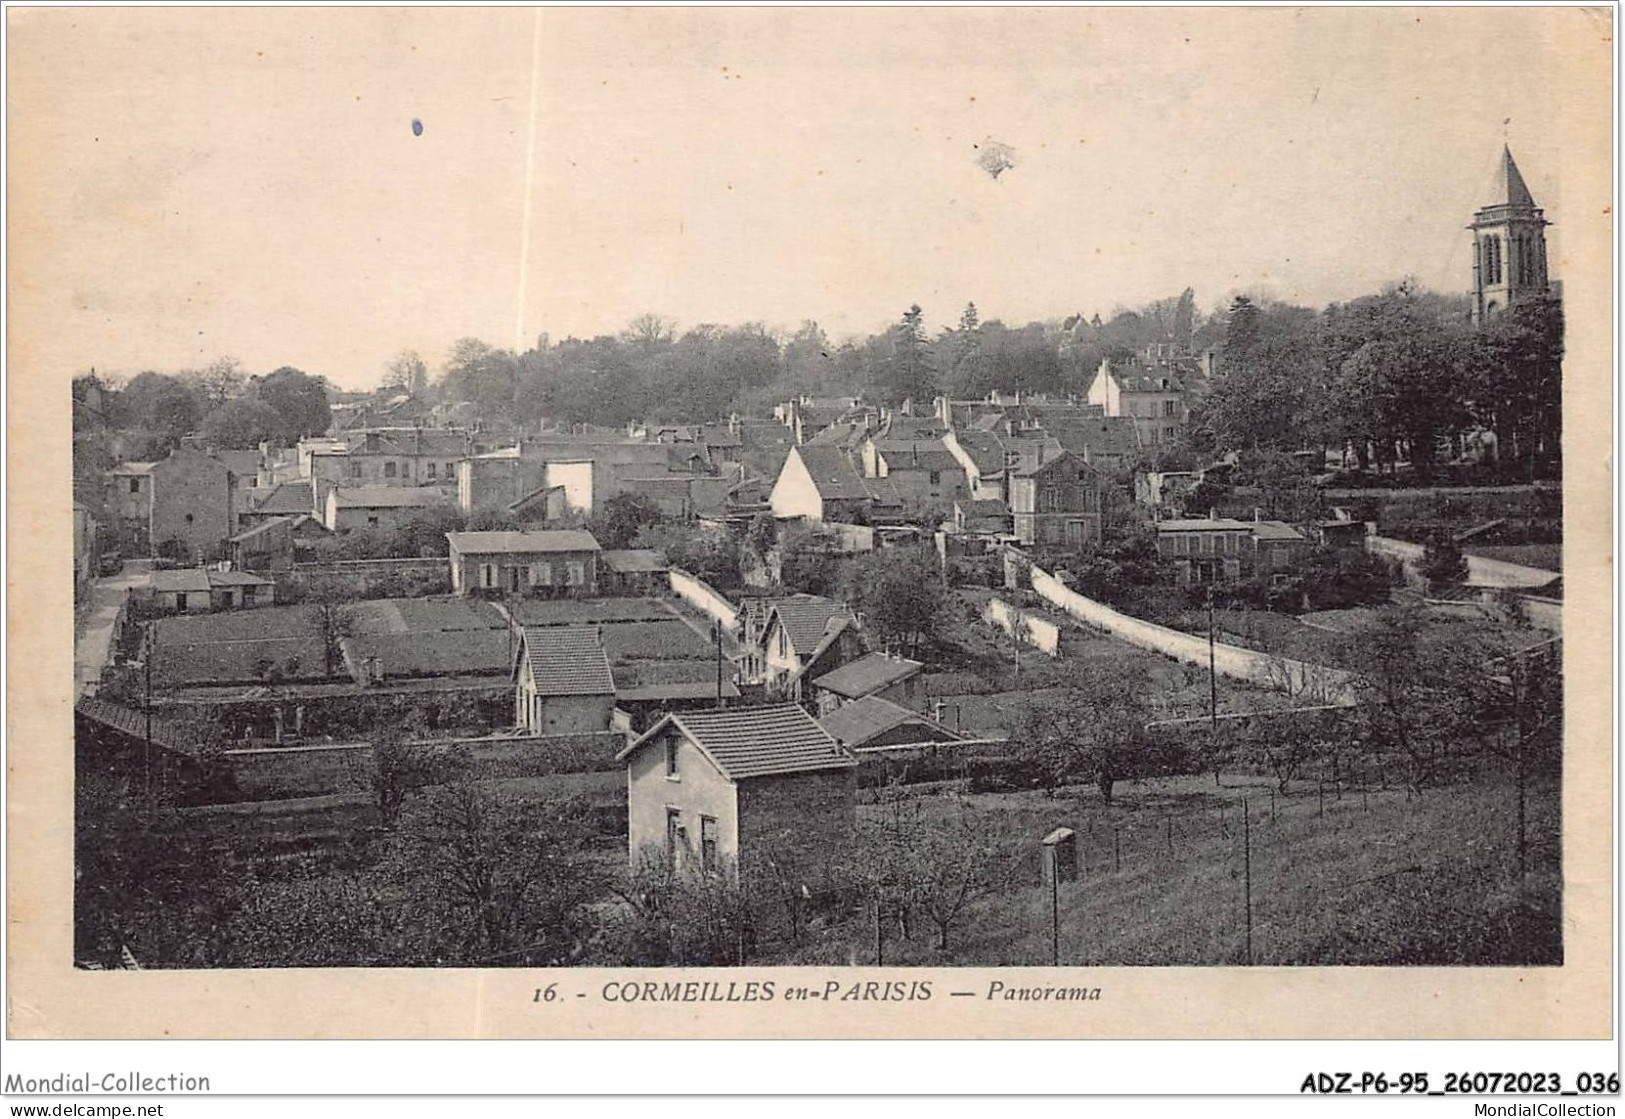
[600,549,670,596]
[512,624,617,734]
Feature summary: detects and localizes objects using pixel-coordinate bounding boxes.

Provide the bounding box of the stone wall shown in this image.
[669,568,739,633]
[1367,534,1559,590]
[982,597,1061,656]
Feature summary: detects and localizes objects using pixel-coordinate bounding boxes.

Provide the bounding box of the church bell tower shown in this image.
[1470,146,1550,323]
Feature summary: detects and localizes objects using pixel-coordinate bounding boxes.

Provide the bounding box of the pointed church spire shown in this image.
[1497,145,1538,209]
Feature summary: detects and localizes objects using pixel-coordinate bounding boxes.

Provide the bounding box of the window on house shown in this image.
[777,627,788,658]
[349,461,362,478]
[129,478,141,494]
[367,516,380,528]
[701,816,718,875]
[481,563,497,589]
[566,561,585,586]
[928,470,941,486]
[426,462,437,480]
[666,808,682,866]
[242,587,256,607]
[1162,400,1178,417]
[666,737,679,778]
[184,513,194,525]
[384,461,397,479]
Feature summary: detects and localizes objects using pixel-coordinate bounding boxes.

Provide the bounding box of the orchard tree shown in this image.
[1013,662,1154,803]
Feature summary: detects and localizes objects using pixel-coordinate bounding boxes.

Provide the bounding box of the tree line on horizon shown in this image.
[70,278,1562,487]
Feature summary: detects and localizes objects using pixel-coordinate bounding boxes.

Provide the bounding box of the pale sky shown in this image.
[7,6,1611,391]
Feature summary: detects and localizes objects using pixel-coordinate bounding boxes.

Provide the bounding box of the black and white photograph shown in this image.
[6,5,1612,1054]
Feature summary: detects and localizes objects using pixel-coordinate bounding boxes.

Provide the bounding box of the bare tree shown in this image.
[399,785,600,964]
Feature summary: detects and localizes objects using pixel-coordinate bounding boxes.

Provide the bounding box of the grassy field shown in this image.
[780,768,1560,968]
[923,591,1293,730]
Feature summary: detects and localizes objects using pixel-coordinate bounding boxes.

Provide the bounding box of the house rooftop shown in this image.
[871,439,962,473]
[618,703,855,780]
[793,445,873,502]
[516,625,617,696]
[332,486,453,509]
[447,529,601,554]
[765,595,853,655]
[149,570,212,594]
[254,481,315,515]
[818,694,960,750]
[601,549,669,574]
[1156,517,1257,532]
[615,681,741,703]
[229,516,293,544]
[811,651,923,700]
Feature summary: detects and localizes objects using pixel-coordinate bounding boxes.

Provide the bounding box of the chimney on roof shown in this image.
[1254,508,1263,522]
[1210,509,1219,521]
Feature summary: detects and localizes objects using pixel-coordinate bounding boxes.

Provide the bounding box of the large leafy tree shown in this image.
[253,366,332,442]
[198,395,282,449]
[839,546,946,658]
[121,371,202,451]
[1473,291,1563,469]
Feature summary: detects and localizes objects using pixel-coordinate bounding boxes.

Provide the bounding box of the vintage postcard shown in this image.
[5,5,1614,1046]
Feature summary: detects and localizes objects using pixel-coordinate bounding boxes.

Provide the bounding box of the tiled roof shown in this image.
[765,595,852,656]
[872,440,962,473]
[1043,416,1142,459]
[1157,518,1256,532]
[1251,521,1308,542]
[805,421,868,448]
[811,651,923,699]
[620,703,855,780]
[211,449,263,477]
[960,498,1010,517]
[333,486,454,509]
[206,570,276,587]
[517,625,616,696]
[150,570,212,594]
[1012,450,1093,479]
[880,416,947,439]
[254,481,316,515]
[75,697,202,756]
[616,681,741,702]
[230,516,294,543]
[345,428,469,458]
[794,446,872,502]
[601,549,669,574]
[818,695,958,749]
[447,529,601,555]
[698,423,742,448]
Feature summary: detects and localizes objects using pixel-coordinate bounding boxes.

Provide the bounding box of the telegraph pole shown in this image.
[1207,586,1218,726]
[1207,585,1220,786]
[143,623,154,810]
[1242,797,1253,966]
